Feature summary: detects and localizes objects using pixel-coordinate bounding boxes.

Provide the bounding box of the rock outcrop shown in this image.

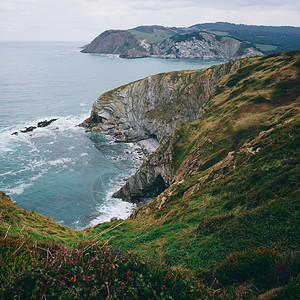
[81,30,151,58]
[12,119,58,135]
[81,59,245,202]
[81,60,242,144]
[152,32,262,60]
[81,29,262,60]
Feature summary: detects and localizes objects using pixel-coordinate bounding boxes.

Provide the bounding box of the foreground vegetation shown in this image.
[1,51,299,298]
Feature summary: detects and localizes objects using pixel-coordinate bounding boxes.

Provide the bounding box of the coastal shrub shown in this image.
[213,247,281,285]
[226,63,260,87]
[272,78,300,105]
[196,214,234,235]
[0,234,213,299]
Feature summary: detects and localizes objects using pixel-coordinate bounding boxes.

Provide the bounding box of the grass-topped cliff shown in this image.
[1,51,299,299]
[81,23,300,59]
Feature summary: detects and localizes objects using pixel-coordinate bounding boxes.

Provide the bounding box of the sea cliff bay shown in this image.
[0,41,222,228]
[0,47,299,298]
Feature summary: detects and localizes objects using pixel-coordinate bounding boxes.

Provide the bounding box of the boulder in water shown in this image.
[20,126,36,133]
[37,118,58,128]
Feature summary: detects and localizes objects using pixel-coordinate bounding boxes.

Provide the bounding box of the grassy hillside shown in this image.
[84,51,300,296]
[1,51,299,299]
[130,23,300,54]
[0,192,82,245]
[190,22,300,54]
[129,25,177,43]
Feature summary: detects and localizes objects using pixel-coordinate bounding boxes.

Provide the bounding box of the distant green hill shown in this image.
[131,22,300,54]
[189,22,300,53]
[82,22,300,59]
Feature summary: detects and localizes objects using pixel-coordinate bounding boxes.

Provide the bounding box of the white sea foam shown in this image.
[4,169,47,195]
[88,199,136,227]
[88,176,137,227]
[6,182,34,195]
[88,147,142,227]
[0,170,15,177]
[48,158,72,166]
[30,173,44,181]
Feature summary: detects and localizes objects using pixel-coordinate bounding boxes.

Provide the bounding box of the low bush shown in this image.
[0,234,213,299]
[213,248,300,290]
[213,247,281,285]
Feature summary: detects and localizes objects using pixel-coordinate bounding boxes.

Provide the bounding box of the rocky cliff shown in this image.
[152,32,262,60]
[81,60,242,145]
[116,52,300,206]
[81,29,262,60]
[81,59,244,201]
[81,30,151,58]
[2,51,299,300]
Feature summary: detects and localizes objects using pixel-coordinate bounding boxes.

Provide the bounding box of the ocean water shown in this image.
[0,41,222,229]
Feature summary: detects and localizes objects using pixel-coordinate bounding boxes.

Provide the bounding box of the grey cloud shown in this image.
[0,0,299,41]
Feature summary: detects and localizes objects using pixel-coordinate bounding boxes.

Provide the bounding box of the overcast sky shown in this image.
[0,0,299,41]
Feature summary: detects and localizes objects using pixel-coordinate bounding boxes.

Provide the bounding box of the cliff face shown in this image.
[81,29,262,60]
[110,51,300,203]
[81,60,242,145]
[81,60,244,202]
[81,30,151,58]
[152,32,262,60]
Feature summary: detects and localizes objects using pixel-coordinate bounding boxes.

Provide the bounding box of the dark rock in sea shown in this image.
[20,126,36,133]
[37,118,58,128]
[110,217,118,222]
[13,118,58,135]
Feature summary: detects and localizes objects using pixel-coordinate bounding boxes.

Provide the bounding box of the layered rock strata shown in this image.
[81,60,244,202]
[152,32,262,60]
[81,60,242,143]
[81,30,151,58]
[81,30,262,60]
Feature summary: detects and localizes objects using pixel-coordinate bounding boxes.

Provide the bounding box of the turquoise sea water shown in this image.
[0,41,222,228]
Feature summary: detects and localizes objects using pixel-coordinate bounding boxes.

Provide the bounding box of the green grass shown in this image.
[85,51,300,272]
[0,192,82,245]
[254,43,278,52]
[129,30,168,43]
[207,31,228,36]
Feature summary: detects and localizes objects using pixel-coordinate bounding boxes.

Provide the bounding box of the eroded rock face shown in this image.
[81,30,262,60]
[81,60,242,144]
[112,132,175,202]
[81,59,244,203]
[152,32,263,60]
[81,30,151,58]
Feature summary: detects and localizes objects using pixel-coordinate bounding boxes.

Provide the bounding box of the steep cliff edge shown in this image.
[81,60,242,145]
[81,30,151,58]
[86,51,299,278]
[112,51,300,203]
